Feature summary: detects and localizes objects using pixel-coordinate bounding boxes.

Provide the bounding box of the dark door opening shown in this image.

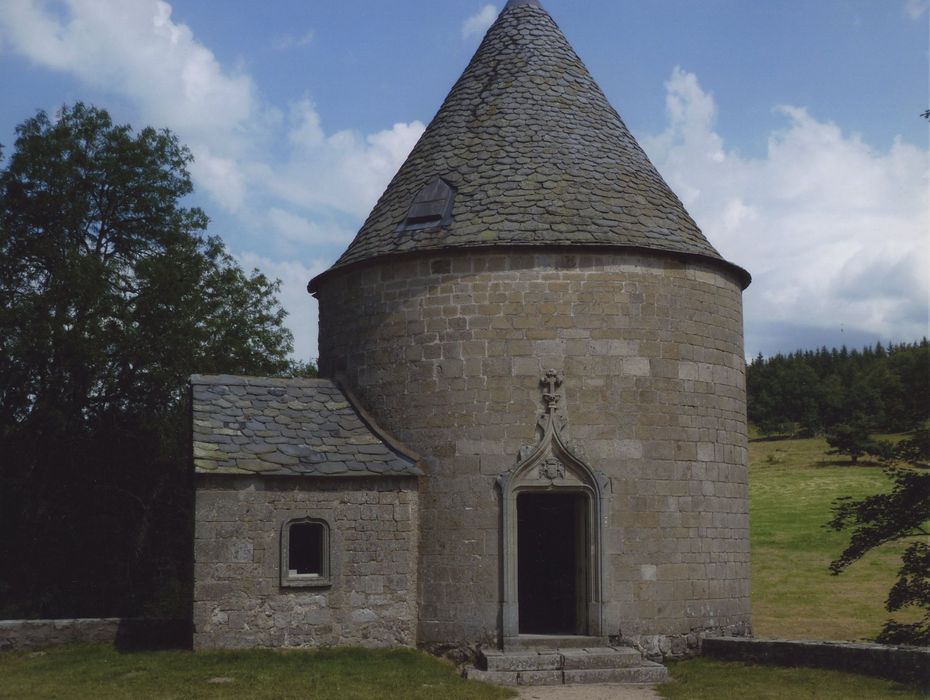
[517,491,587,635]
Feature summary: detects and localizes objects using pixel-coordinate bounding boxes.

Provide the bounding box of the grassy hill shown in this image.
[749,434,923,640]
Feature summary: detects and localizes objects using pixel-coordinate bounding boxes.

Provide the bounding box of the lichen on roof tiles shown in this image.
[190,375,422,478]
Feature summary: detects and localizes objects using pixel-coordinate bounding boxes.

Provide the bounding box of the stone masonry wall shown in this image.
[0,619,122,650]
[316,249,750,646]
[0,618,189,651]
[193,475,419,649]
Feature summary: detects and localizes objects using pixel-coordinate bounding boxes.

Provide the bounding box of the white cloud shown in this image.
[0,1,423,218]
[903,0,928,19]
[642,67,930,356]
[258,114,425,218]
[462,4,498,40]
[272,29,314,50]
[288,98,326,149]
[237,253,328,363]
[188,146,247,213]
[0,0,255,145]
[267,208,353,247]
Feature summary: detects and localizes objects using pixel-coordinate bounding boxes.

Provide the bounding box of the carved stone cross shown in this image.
[541,369,563,413]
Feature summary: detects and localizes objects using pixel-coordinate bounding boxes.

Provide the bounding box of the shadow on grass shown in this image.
[114,619,192,652]
[750,435,804,443]
[811,459,885,469]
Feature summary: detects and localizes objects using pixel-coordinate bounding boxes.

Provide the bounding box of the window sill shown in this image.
[281,576,332,589]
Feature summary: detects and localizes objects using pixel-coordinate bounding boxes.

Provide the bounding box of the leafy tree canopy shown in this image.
[827,434,930,645]
[0,104,302,617]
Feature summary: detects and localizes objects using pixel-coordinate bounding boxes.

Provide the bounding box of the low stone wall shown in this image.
[0,618,190,651]
[0,618,119,650]
[701,636,930,686]
[616,621,752,662]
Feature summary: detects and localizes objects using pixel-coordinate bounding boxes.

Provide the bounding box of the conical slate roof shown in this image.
[310,0,749,290]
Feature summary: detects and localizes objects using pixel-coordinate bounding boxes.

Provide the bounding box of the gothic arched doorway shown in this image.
[498,371,610,644]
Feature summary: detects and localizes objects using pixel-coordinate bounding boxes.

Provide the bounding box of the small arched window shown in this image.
[281,517,331,587]
[396,176,456,232]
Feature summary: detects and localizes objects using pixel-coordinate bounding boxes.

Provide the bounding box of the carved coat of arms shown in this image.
[538,457,565,481]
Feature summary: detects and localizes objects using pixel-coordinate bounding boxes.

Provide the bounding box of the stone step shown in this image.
[480,646,644,671]
[466,668,560,686]
[503,634,607,650]
[563,663,669,685]
[481,649,562,672]
[561,646,645,670]
[465,662,668,687]
[467,645,669,686]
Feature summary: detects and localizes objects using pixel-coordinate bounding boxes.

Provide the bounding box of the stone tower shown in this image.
[309,0,751,654]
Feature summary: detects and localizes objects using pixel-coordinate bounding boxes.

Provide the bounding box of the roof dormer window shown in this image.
[397,177,455,233]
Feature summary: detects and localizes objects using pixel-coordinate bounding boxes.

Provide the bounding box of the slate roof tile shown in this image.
[190,375,422,478]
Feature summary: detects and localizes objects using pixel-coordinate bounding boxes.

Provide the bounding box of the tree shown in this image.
[825,423,875,464]
[827,446,930,645]
[894,427,930,467]
[0,104,297,617]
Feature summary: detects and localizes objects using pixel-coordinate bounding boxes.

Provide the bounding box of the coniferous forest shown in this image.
[747,340,929,436]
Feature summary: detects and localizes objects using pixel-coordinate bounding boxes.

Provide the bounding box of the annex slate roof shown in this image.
[191,375,422,477]
[310,1,748,291]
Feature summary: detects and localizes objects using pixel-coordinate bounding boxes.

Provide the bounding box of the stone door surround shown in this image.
[498,371,611,646]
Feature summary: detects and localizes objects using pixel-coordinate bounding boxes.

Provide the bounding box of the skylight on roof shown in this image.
[397,177,455,233]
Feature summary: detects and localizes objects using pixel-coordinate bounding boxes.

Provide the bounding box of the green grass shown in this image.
[0,644,516,700]
[660,658,926,699]
[749,435,923,640]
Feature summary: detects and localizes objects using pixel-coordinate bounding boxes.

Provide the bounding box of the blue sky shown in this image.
[1,0,927,361]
